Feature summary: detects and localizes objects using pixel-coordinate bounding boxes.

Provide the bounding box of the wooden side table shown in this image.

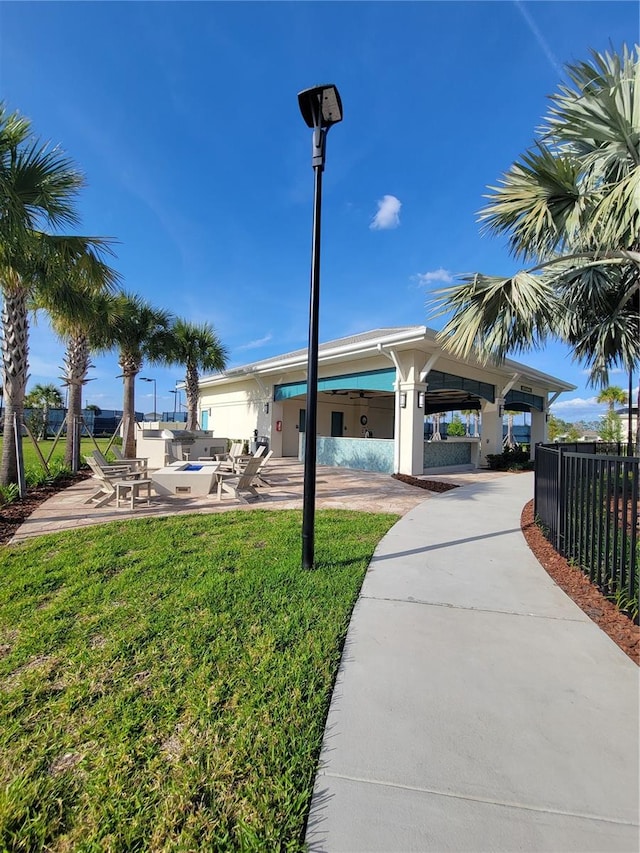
[115,478,153,509]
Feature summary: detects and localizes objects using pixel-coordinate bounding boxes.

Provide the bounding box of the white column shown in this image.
[480,399,504,466]
[530,408,547,458]
[397,382,427,475]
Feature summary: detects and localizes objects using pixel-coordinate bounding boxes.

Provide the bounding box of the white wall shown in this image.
[199,381,269,444]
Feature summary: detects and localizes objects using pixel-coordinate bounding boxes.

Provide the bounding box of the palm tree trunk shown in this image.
[65,383,82,468]
[63,334,91,468]
[185,362,199,431]
[121,368,138,457]
[0,287,29,486]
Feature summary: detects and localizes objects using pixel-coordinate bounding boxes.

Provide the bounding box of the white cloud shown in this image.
[412,268,454,286]
[236,333,273,352]
[551,397,598,411]
[581,366,625,375]
[370,195,401,230]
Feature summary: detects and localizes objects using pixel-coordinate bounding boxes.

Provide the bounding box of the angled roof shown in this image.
[199,325,576,393]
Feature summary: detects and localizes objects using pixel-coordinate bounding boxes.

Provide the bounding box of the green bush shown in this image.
[447,415,466,437]
[0,483,20,506]
[486,447,533,471]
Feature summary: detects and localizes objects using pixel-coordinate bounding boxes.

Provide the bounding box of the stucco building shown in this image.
[196,326,575,476]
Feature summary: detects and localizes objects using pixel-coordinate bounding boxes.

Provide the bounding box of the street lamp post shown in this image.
[140,377,157,421]
[168,389,178,421]
[298,84,343,569]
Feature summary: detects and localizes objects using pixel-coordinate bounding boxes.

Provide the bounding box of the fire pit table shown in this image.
[151,461,221,497]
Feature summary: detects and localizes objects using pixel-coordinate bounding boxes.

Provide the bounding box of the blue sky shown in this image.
[1,1,637,421]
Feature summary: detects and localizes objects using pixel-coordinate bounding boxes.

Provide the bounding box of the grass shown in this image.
[0,437,117,472]
[0,508,397,851]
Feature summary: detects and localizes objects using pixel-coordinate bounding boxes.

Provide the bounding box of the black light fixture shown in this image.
[418,392,425,409]
[298,83,343,570]
[399,392,407,408]
[264,402,270,415]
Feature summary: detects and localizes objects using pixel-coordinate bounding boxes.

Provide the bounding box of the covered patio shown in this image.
[196,327,575,476]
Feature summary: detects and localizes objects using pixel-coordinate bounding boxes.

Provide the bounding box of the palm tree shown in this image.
[431,47,639,392]
[596,385,628,413]
[46,277,119,468]
[0,103,115,486]
[101,293,173,457]
[460,408,475,436]
[24,383,63,439]
[159,319,228,431]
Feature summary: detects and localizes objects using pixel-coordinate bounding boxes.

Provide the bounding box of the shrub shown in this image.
[447,415,466,437]
[485,447,533,471]
[0,483,20,506]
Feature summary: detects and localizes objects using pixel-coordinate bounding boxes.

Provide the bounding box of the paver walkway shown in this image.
[305,472,639,852]
[10,460,505,543]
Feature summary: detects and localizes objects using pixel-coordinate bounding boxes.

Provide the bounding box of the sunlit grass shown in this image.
[0,437,115,471]
[0,509,397,850]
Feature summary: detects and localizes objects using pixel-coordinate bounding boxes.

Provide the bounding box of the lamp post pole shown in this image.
[298,84,343,569]
[169,389,177,421]
[140,377,156,421]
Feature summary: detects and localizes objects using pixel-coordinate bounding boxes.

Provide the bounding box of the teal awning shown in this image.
[505,389,545,411]
[274,367,396,401]
[427,370,495,403]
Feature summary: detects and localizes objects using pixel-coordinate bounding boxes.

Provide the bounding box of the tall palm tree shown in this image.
[24,382,63,439]
[431,47,639,391]
[596,385,628,413]
[41,258,118,470]
[101,293,173,457]
[0,103,115,485]
[159,319,228,431]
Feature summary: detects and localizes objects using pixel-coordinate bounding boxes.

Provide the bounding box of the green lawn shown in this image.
[0,437,117,473]
[0,509,397,850]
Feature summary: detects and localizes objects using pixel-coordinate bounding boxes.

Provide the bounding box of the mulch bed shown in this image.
[521,500,639,665]
[392,473,459,493]
[0,473,89,546]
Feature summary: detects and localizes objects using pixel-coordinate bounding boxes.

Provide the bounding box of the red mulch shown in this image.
[521,500,639,665]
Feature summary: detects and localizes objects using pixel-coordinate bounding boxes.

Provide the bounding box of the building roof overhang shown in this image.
[198,326,576,395]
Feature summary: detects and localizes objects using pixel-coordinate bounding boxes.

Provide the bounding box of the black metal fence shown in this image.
[535,444,639,618]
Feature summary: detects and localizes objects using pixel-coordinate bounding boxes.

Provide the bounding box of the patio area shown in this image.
[10,459,508,543]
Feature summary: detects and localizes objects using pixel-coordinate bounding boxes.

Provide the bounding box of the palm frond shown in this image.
[585,166,640,249]
[478,145,585,259]
[546,46,640,167]
[0,103,32,153]
[430,272,559,362]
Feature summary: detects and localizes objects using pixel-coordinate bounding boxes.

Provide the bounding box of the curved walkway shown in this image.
[305,473,639,852]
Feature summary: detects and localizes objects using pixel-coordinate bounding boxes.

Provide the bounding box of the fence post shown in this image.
[556,445,563,552]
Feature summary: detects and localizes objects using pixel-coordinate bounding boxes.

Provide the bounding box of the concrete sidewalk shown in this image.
[305,473,639,852]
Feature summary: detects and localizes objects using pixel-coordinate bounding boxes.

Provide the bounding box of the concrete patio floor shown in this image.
[10,460,509,543]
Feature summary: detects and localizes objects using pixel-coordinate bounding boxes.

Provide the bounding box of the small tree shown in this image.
[599,410,623,442]
[24,383,63,439]
[549,417,580,442]
[447,414,466,436]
